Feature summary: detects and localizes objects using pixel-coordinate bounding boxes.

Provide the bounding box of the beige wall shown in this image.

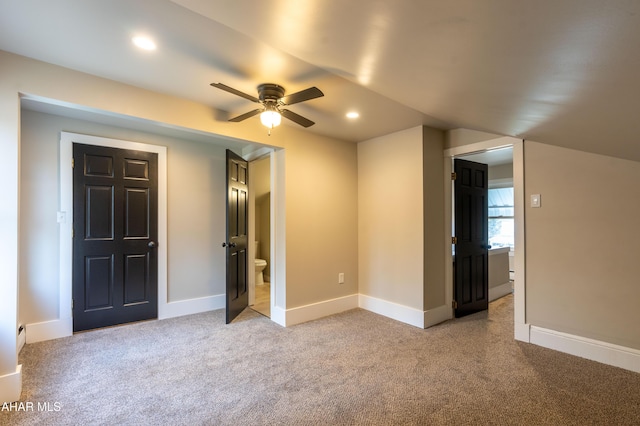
[19,111,60,324]
[489,163,513,182]
[422,127,446,309]
[358,126,425,309]
[285,136,359,308]
[165,135,226,302]
[0,58,24,381]
[358,126,446,312]
[446,128,505,149]
[525,141,640,350]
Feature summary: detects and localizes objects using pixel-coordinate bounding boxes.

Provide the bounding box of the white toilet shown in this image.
[254,241,268,285]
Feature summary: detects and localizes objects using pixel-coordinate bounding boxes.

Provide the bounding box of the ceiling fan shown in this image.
[210,82,324,131]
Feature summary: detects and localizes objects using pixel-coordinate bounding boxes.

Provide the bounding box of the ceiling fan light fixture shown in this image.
[260,104,282,128]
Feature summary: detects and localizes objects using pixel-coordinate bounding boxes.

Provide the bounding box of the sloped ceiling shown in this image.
[2,0,640,160]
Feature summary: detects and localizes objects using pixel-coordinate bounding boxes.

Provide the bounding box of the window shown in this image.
[488,187,514,248]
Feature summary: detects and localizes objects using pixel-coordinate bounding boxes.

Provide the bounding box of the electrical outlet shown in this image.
[338,273,345,284]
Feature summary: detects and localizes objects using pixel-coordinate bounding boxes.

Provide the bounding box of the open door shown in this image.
[453,158,489,317]
[224,150,249,323]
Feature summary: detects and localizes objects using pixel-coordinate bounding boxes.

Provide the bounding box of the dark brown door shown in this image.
[453,158,489,318]
[73,143,158,332]
[224,150,249,323]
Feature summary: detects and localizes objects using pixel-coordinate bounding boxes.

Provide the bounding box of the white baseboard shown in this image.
[0,365,22,403]
[530,326,640,373]
[270,305,286,327]
[424,304,452,328]
[489,281,513,302]
[284,294,359,327]
[23,295,224,344]
[158,294,225,320]
[275,295,450,330]
[359,294,425,328]
[17,327,26,355]
[515,322,530,342]
[26,318,72,344]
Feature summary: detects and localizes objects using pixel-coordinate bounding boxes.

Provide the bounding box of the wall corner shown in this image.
[0,364,22,403]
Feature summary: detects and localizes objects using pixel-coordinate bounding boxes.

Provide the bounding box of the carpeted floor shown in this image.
[2,295,639,425]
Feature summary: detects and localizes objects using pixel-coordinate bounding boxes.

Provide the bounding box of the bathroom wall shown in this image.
[253,155,271,278]
[488,163,513,183]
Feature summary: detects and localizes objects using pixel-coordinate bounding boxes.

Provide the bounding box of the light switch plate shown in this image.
[531,194,541,208]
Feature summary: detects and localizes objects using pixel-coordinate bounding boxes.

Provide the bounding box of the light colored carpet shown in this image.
[2,295,639,425]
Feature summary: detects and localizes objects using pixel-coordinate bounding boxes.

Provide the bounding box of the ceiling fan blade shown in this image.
[280,87,324,106]
[229,109,262,122]
[281,109,315,127]
[210,82,260,103]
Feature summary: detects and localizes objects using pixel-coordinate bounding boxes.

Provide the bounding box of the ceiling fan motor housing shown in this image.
[258,83,285,102]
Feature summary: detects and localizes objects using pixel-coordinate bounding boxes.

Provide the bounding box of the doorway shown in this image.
[248,154,272,318]
[59,132,167,337]
[72,143,158,331]
[444,137,526,333]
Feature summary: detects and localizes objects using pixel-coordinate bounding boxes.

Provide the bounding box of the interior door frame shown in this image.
[444,136,528,340]
[247,149,275,316]
[59,132,168,335]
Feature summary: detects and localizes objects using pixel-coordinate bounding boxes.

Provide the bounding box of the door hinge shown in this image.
[72,158,74,169]
[452,300,458,309]
[451,172,457,180]
[451,236,457,244]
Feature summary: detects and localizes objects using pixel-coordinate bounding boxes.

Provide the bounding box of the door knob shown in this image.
[148,241,157,248]
[222,242,236,248]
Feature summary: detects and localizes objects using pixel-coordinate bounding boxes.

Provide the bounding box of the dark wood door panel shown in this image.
[73,143,158,332]
[454,158,489,318]
[85,185,114,240]
[225,150,248,324]
[84,255,114,311]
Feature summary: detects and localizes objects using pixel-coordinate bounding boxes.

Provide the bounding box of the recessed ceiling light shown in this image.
[346,111,360,119]
[132,36,156,51]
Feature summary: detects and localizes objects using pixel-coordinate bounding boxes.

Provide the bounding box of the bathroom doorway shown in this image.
[248,154,271,317]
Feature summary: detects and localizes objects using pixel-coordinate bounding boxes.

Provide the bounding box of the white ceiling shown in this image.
[2,0,640,160]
